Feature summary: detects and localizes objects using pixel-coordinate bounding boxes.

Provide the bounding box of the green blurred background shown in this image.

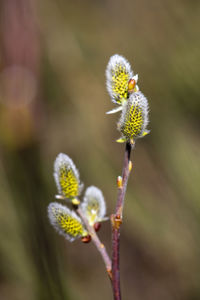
[0,0,200,299]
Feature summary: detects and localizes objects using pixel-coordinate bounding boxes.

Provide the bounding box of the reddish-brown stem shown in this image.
[111,142,133,300]
[77,207,112,280]
[78,141,133,299]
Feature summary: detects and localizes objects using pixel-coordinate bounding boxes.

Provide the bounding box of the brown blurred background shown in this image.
[0,0,200,299]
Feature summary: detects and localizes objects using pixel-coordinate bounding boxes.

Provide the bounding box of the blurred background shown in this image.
[0,0,200,299]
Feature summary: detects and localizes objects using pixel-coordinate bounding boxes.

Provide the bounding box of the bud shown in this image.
[128,78,136,92]
[128,161,133,172]
[128,74,139,93]
[71,198,80,206]
[94,222,101,232]
[81,235,91,243]
[48,202,88,242]
[118,91,149,141]
[80,186,106,226]
[106,54,133,104]
[54,153,83,200]
[117,176,123,188]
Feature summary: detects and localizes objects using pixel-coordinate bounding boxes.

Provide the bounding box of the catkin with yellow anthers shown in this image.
[54,153,83,199]
[48,203,88,242]
[106,54,133,104]
[118,91,149,141]
[80,186,106,226]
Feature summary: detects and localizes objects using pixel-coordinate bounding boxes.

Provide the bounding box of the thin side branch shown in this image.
[77,207,112,280]
[111,141,134,300]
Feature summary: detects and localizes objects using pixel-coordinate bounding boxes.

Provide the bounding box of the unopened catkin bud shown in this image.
[117,176,123,188]
[118,91,149,141]
[81,235,91,243]
[128,161,133,172]
[128,78,136,92]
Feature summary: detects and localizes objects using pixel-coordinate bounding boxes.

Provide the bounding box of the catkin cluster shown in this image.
[106,54,150,144]
[48,54,150,241]
[48,153,107,242]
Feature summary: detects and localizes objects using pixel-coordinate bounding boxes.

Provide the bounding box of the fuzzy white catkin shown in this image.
[80,186,106,226]
[48,202,87,242]
[54,153,83,198]
[106,54,133,104]
[118,91,149,139]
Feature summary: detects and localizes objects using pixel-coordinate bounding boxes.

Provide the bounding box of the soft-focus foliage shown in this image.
[0,0,200,300]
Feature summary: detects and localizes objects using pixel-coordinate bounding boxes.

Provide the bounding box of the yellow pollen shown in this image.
[59,167,79,198]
